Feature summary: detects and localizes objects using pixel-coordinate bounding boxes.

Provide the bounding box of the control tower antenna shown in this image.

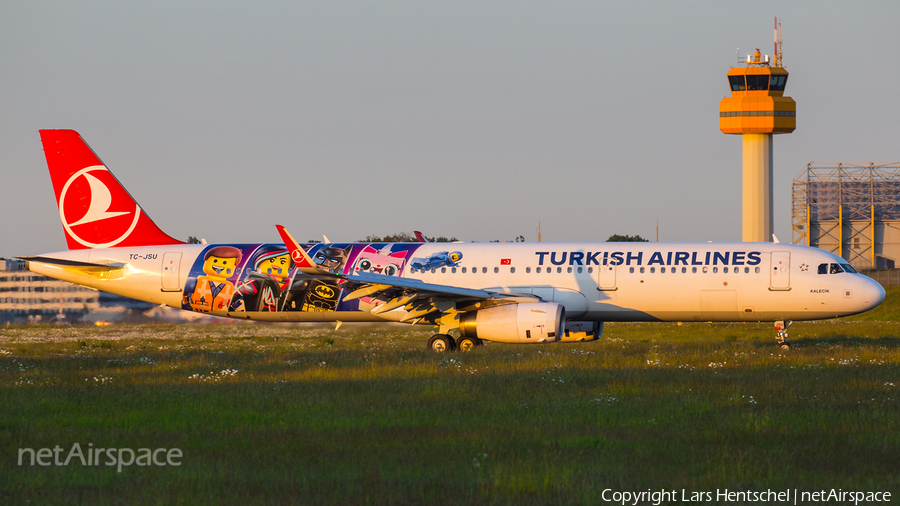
[719,19,796,242]
[774,17,783,68]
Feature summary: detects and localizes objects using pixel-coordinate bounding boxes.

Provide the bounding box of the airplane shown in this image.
[20,129,885,351]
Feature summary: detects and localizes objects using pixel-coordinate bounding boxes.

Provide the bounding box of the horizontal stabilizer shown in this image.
[19,256,126,277]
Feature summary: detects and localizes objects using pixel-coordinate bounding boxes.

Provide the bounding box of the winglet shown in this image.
[414,231,428,242]
[275,224,320,274]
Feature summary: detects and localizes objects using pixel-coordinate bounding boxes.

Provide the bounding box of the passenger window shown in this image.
[588,267,593,274]
[702,266,708,273]
[681,267,687,273]
[712,267,718,273]
[660,267,666,273]
[755,267,760,273]
[692,267,697,273]
[482,267,487,273]
[724,267,728,273]
[744,267,750,273]
[577,267,583,274]
[830,263,844,274]
[536,267,541,273]
[451,267,456,273]
[431,268,436,273]
[818,263,828,274]
[639,267,645,274]
[493,267,499,273]
[526,267,531,273]
[461,267,467,273]
[567,267,572,274]
[629,267,635,273]
[441,267,446,273]
[557,267,562,273]
[650,267,655,273]
[510,267,516,273]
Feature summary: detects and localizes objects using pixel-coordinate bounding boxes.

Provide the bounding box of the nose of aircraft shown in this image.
[858,276,886,313]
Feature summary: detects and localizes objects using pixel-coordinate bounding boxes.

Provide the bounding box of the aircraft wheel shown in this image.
[457,336,482,352]
[780,342,792,350]
[428,334,455,353]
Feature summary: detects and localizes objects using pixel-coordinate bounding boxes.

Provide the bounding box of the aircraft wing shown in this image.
[276,225,538,323]
[337,270,538,322]
[341,271,492,299]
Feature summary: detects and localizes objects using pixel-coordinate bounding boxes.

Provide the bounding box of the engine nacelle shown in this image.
[459,302,565,344]
[560,321,603,342]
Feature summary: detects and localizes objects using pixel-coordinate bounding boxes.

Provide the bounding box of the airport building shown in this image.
[792,163,900,271]
[0,259,100,324]
[0,260,155,324]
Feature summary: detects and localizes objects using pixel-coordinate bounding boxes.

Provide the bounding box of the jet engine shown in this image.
[459,302,564,343]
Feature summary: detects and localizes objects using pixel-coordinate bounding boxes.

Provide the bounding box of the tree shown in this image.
[187,236,202,244]
[360,232,416,243]
[358,232,458,243]
[607,234,649,242]
[490,235,525,243]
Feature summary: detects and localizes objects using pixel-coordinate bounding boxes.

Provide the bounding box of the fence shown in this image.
[863,269,900,287]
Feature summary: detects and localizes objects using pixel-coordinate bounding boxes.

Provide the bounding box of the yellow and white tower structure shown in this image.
[719,19,795,242]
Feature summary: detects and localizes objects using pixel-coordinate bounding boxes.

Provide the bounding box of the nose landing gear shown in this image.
[774,320,792,349]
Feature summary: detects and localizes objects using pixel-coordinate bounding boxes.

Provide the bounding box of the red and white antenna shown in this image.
[774,17,783,67]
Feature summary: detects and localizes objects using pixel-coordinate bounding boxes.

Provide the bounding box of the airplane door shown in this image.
[770,251,790,290]
[598,264,617,290]
[161,252,183,292]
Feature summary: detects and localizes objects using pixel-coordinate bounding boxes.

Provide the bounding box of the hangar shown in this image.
[792,163,900,271]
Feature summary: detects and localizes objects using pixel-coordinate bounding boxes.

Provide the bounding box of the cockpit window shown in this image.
[818,263,828,275]
[830,263,844,274]
[841,263,858,274]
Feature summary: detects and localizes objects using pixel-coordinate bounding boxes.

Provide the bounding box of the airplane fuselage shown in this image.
[25,241,883,324]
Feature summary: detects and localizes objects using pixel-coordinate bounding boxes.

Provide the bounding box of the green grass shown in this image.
[1,296,899,504]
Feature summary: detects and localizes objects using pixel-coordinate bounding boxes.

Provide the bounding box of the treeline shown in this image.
[185,232,649,244]
[359,232,457,243]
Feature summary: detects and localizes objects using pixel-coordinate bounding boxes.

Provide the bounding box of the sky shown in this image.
[2,1,899,257]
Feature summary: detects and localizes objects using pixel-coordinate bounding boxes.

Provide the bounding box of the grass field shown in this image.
[2,289,900,505]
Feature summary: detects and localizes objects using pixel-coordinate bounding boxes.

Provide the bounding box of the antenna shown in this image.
[774,17,783,67]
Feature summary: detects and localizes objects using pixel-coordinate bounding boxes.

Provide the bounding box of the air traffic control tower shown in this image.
[719,20,795,242]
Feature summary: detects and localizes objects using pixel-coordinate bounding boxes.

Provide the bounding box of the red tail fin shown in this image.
[39,129,184,249]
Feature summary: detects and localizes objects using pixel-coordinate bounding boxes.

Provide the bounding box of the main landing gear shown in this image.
[428,334,455,352]
[774,320,792,349]
[456,336,483,352]
[427,334,483,352]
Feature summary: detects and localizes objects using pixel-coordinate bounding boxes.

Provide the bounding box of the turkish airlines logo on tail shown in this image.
[59,166,141,248]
